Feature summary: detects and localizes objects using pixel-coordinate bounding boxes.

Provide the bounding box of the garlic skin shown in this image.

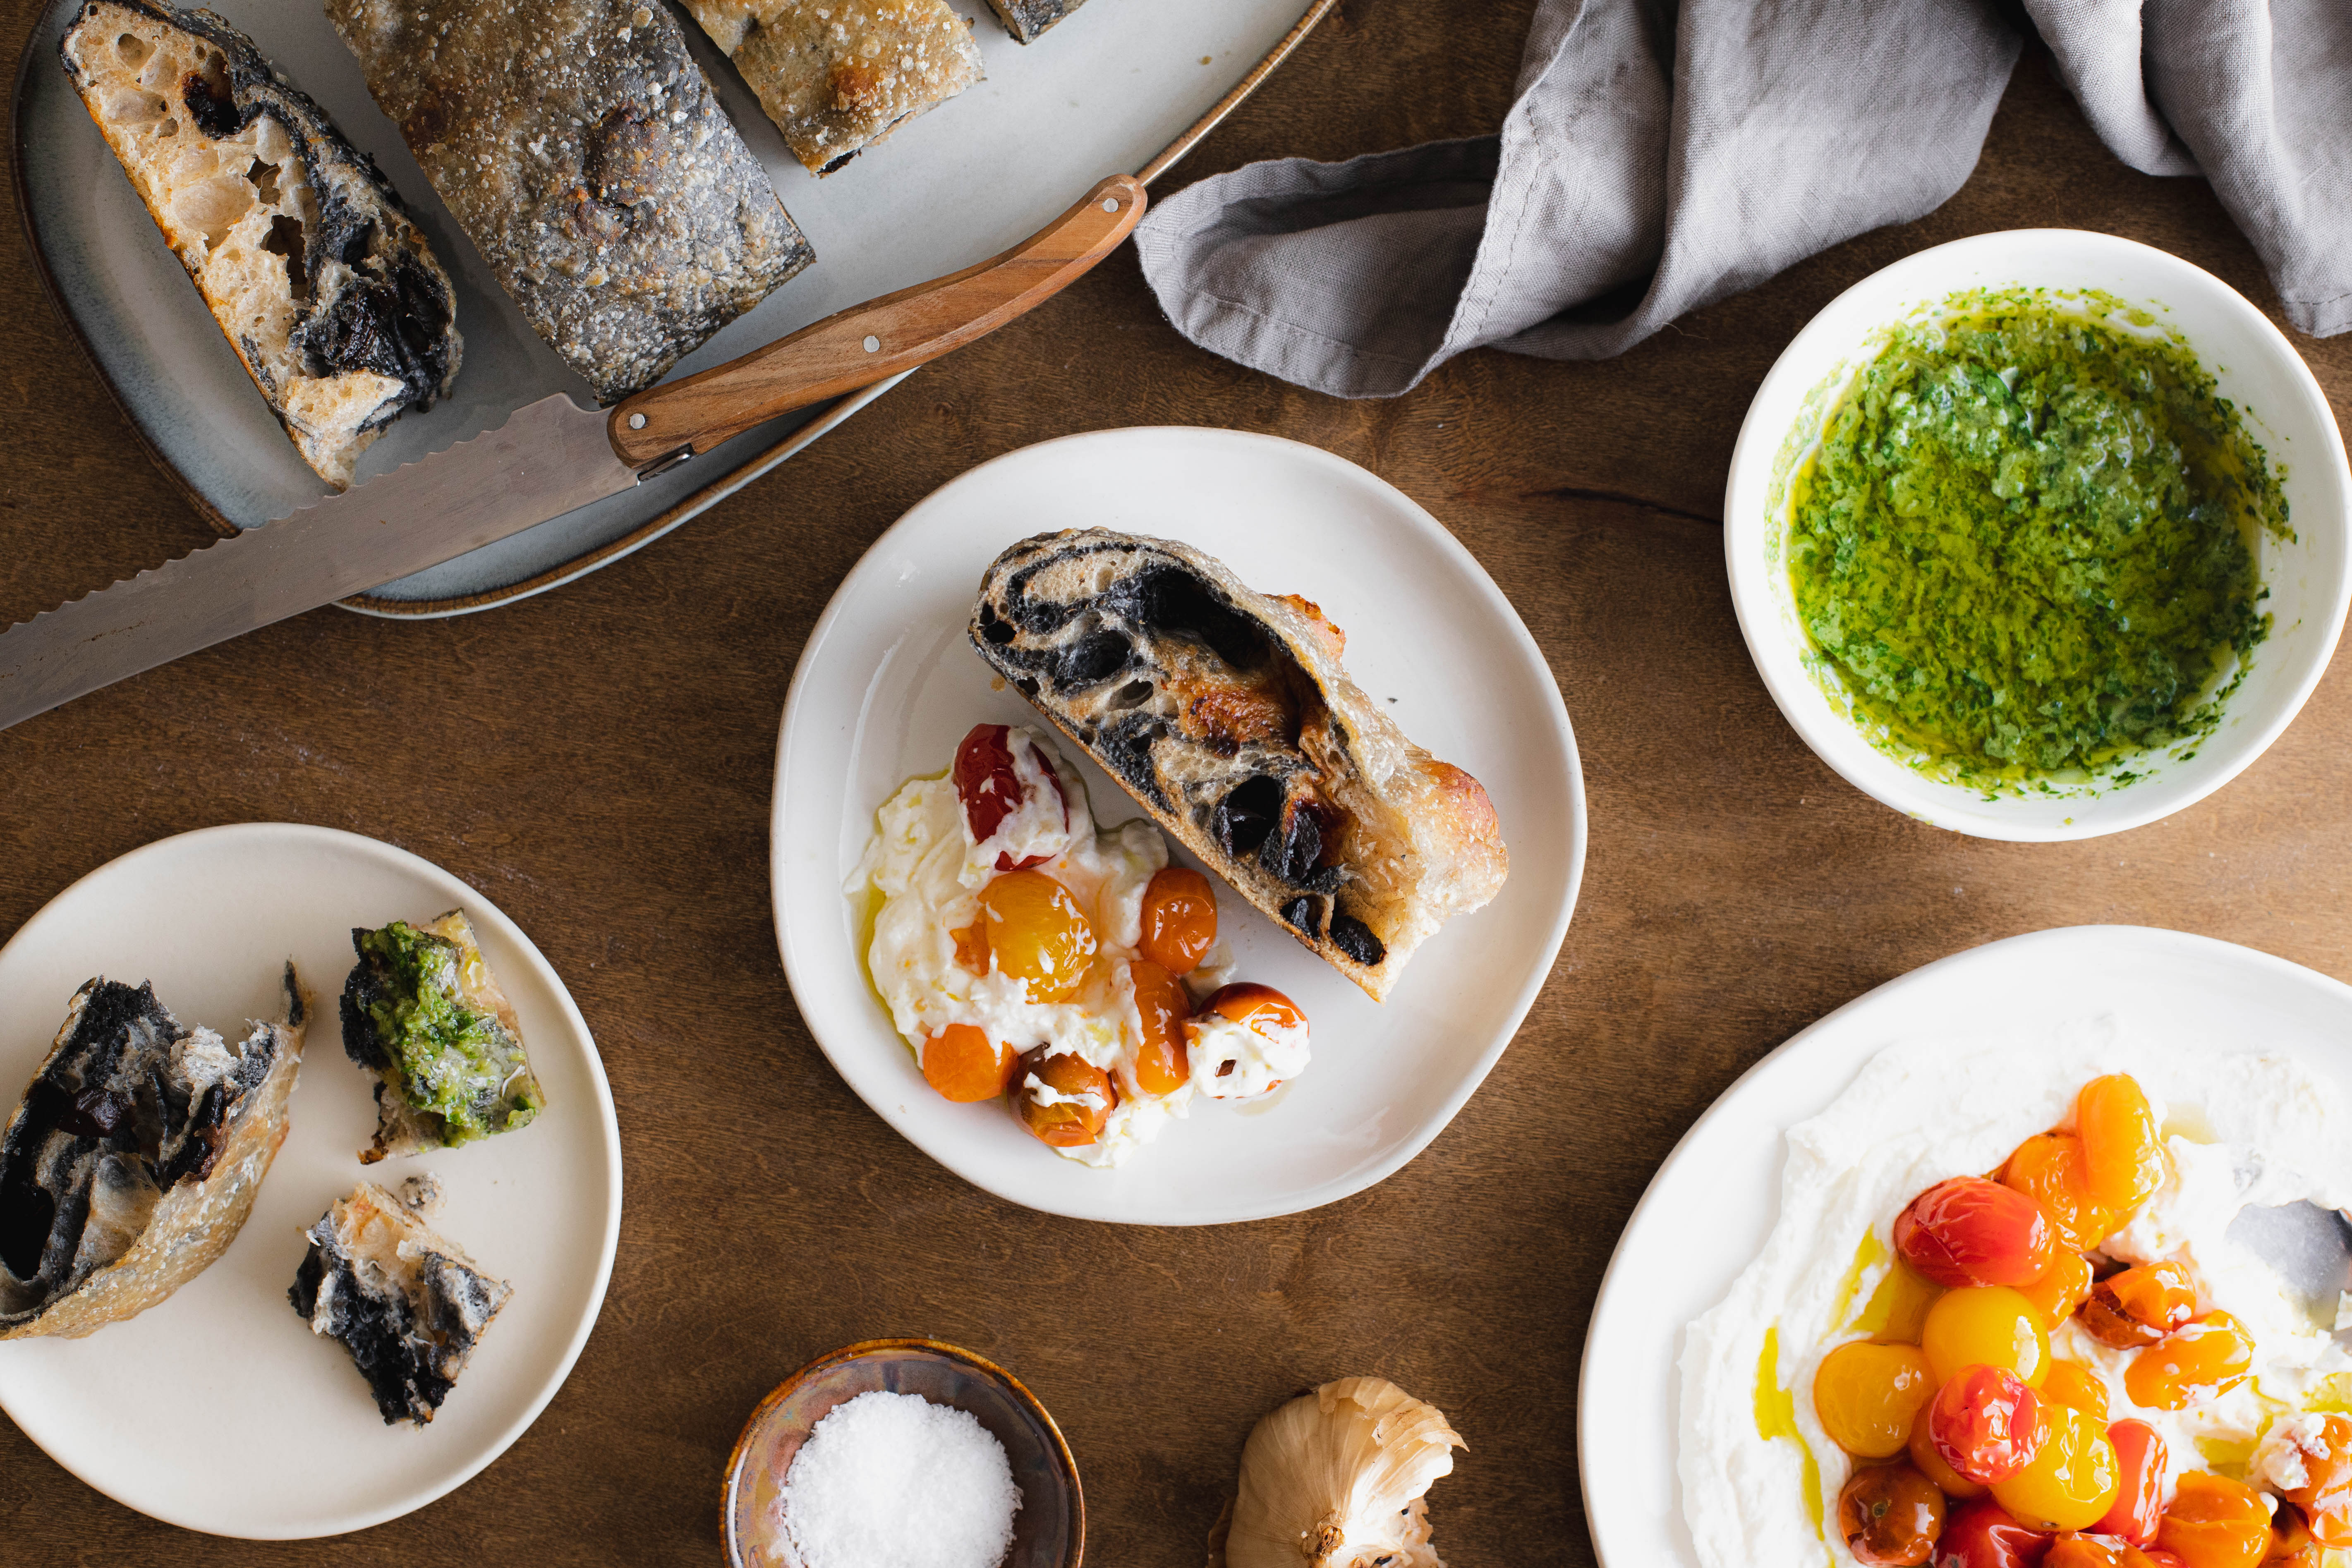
[1224,1377,1466,1568]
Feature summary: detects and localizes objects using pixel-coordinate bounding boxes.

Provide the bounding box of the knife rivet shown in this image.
[627,412,647,430]
[862,335,881,353]
[1102,197,1119,213]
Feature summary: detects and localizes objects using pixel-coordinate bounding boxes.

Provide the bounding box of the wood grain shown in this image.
[6,2,2352,1564]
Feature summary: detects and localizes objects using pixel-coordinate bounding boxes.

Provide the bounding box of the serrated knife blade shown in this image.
[0,395,636,733]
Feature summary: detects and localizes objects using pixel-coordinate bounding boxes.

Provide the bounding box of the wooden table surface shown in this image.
[7,2,2352,1563]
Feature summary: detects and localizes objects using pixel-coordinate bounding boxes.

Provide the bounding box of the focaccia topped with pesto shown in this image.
[340,909,541,1162]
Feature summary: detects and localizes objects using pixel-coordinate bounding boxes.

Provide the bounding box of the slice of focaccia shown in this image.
[59,1,462,489]
[971,530,1509,1003]
[984,0,1089,43]
[328,0,814,401]
[340,908,543,1163]
[289,1176,511,1425]
[682,0,982,175]
[0,966,307,1340]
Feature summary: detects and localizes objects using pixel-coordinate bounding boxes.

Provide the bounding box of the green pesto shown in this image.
[355,921,539,1144]
[1786,290,2289,791]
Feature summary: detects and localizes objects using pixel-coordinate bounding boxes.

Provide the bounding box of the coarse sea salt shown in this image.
[776,1389,1023,1568]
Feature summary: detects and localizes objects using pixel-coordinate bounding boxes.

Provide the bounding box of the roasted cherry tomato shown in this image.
[1924,1286,2050,1387]
[1816,1342,1938,1459]
[1012,1046,1115,1147]
[2076,1074,2168,1213]
[1126,959,1192,1096]
[1932,1496,2049,1568]
[954,723,1068,870]
[2124,1313,2253,1411]
[2036,1362,2107,1423]
[1137,866,1217,976]
[1932,1365,2045,1485]
[2095,1420,2167,1548]
[2268,1414,2352,1549]
[2002,1133,2118,1254]
[2017,1252,2093,1332]
[2042,1538,2125,1568]
[1183,984,1308,1096]
[2269,1504,2324,1568]
[1912,1401,1988,1500]
[1897,1177,2060,1290]
[1839,1463,1949,1566]
[1993,1403,2119,1533]
[2079,1262,2197,1350]
[920,1023,1017,1103]
[2155,1471,2271,1568]
[977,869,1097,1003]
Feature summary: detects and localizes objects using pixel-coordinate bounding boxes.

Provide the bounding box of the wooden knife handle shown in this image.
[607,174,1147,469]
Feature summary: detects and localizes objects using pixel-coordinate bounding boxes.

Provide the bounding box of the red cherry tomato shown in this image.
[953,724,1067,870]
[1931,1365,2046,1485]
[1934,1496,2053,1568]
[1897,1177,2060,1289]
[2096,1420,2167,1547]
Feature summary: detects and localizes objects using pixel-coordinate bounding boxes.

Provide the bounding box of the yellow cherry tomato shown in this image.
[1992,1402,2120,1532]
[1813,1342,1937,1459]
[977,869,1097,1003]
[1923,1285,2050,1387]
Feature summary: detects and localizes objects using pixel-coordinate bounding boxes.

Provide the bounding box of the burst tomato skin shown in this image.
[1897,1178,2060,1289]
[2080,1262,2197,1350]
[1931,1365,2046,1486]
[1931,1496,2052,1568]
[953,724,1067,869]
[2095,1420,2168,1547]
[2154,1470,2271,1568]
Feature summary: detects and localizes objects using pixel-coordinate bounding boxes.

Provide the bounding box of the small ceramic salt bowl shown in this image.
[1724,228,2352,841]
[722,1338,1084,1568]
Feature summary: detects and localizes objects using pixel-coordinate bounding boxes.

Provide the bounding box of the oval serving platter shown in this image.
[12,0,1335,617]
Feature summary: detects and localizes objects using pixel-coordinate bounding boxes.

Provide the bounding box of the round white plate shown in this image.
[1579,924,2352,1566]
[772,426,1585,1225]
[0,823,621,1538]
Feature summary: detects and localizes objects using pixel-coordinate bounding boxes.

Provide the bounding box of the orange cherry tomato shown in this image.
[2155,1471,2271,1568]
[1931,1365,2045,1485]
[2044,1537,2128,1568]
[2080,1262,2198,1349]
[2124,1313,2253,1412]
[1183,983,1309,1095]
[1924,1286,2050,1387]
[977,869,1097,1003]
[920,1023,1017,1103]
[1137,866,1217,976]
[2268,1414,2352,1549]
[1993,1403,2119,1532]
[2037,1362,2107,1423]
[1012,1046,1115,1147]
[2096,1419,2167,1548]
[1127,959,1192,1096]
[1838,1463,1948,1566]
[2017,1252,2094,1331]
[1815,1342,1937,1459]
[2270,1505,2324,1568]
[2002,1133,2119,1253]
[1909,1399,1986,1499]
[954,723,1066,869]
[2077,1074,2168,1213]
[1897,1177,2060,1289]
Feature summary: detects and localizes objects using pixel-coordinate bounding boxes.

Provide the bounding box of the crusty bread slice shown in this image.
[971,529,1509,1003]
[60,1,460,488]
[984,0,1090,43]
[683,0,983,175]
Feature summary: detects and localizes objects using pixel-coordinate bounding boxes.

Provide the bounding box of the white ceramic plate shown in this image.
[1724,230,2352,840]
[1578,924,2352,1567]
[771,427,1586,1225]
[0,823,621,1539]
[15,0,1326,615]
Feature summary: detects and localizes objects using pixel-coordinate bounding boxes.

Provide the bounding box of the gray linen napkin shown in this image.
[1134,0,2352,399]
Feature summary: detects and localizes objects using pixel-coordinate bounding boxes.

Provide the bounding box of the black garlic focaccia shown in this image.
[327,0,814,401]
[682,0,982,175]
[0,967,307,1340]
[341,908,543,1164]
[972,530,1509,1003]
[984,0,1089,43]
[290,1175,511,1426]
[59,0,461,488]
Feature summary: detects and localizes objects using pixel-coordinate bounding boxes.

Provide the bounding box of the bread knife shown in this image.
[0,175,1144,734]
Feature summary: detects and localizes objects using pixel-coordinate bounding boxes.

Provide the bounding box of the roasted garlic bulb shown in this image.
[1223,1377,1465,1568]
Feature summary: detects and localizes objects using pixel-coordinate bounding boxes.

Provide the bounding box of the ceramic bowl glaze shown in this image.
[1724,229,2352,841]
[722,1339,1082,1568]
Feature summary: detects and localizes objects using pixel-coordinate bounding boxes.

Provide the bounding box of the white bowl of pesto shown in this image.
[1725,229,2352,840]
